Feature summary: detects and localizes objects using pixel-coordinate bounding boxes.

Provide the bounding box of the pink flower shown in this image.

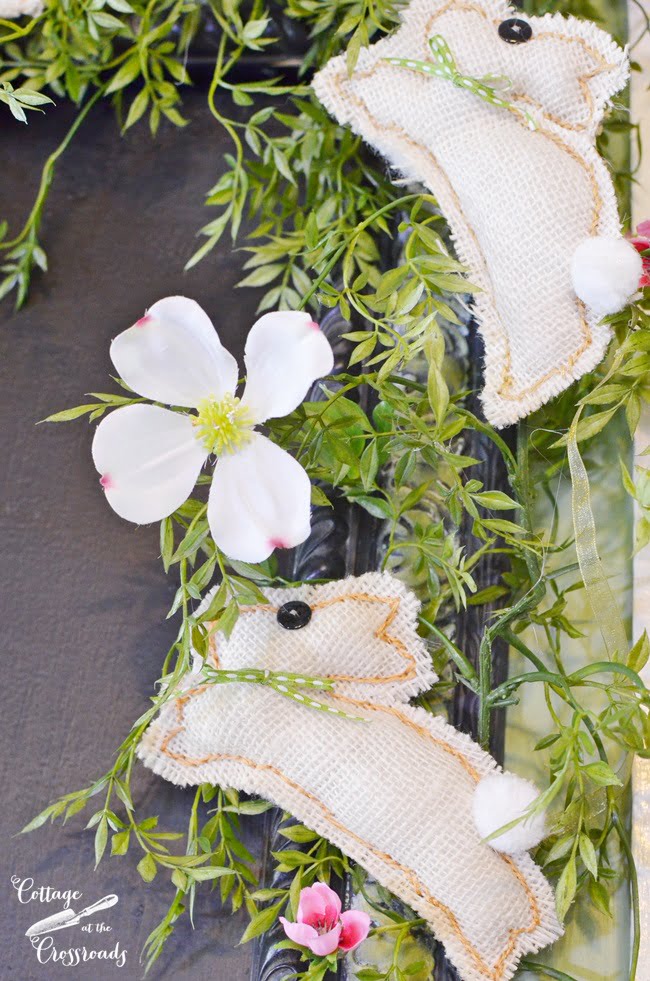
[630,220,650,289]
[279,882,370,957]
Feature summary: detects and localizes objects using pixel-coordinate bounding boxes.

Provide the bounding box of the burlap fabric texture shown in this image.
[312,0,628,428]
[138,572,562,981]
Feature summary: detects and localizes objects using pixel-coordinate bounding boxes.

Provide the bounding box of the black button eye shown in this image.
[498,18,533,44]
[277,601,312,630]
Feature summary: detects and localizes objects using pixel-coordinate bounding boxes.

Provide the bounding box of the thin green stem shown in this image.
[420,616,478,685]
[2,85,104,251]
[613,810,640,981]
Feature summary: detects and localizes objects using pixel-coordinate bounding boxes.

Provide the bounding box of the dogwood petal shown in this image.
[92,404,206,523]
[339,910,371,951]
[110,296,238,408]
[241,311,334,423]
[207,433,311,562]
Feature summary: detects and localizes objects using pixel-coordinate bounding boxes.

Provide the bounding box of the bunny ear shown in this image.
[296,571,438,704]
[529,8,629,134]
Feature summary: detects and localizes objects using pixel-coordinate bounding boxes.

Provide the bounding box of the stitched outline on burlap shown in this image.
[208,592,420,686]
[324,0,620,405]
[156,683,543,981]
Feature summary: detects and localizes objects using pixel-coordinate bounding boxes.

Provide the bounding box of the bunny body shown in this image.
[312,0,629,426]
[139,573,561,981]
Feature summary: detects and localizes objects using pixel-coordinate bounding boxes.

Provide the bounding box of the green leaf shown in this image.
[555,856,577,920]
[583,761,622,787]
[105,57,142,94]
[239,902,283,944]
[21,804,57,834]
[213,599,239,639]
[137,852,158,883]
[41,404,101,423]
[242,17,269,41]
[94,816,108,868]
[579,834,598,878]
[628,630,650,674]
[160,517,174,573]
[310,485,331,508]
[124,87,149,130]
[351,495,393,520]
[589,878,612,917]
[171,868,187,891]
[171,521,208,562]
[92,10,125,29]
[111,830,130,856]
[271,849,317,867]
[280,824,319,843]
[237,264,284,288]
[188,865,235,881]
[404,964,426,977]
[472,490,519,511]
[427,359,449,427]
[359,441,379,491]
[573,407,619,445]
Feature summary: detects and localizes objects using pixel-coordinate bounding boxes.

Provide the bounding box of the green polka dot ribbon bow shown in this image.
[385,34,537,130]
[201,664,366,721]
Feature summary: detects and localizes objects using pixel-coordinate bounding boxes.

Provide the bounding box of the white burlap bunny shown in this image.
[313,0,640,427]
[139,572,561,981]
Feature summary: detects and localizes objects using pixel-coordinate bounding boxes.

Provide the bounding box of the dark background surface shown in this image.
[1,91,262,979]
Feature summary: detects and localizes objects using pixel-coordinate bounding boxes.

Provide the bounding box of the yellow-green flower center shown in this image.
[193,395,254,456]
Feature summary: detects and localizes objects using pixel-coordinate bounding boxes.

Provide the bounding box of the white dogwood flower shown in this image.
[92,296,334,562]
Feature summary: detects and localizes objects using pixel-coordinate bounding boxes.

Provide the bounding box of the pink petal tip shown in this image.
[269,538,289,550]
[308,320,320,331]
[134,314,152,328]
[99,474,114,491]
[339,909,371,951]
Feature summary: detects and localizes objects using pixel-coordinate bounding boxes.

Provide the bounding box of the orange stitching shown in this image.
[208,592,418,685]
[158,691,541,980]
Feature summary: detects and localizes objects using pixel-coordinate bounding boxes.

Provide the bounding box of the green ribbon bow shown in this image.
[384,34,537,130]
[201,664,366,722]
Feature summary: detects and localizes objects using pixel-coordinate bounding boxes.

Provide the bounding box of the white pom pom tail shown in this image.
[571,236,642,315]
[472,772,547,854]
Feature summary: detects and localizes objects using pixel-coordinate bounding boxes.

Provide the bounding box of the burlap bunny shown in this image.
[139,572,561,981]
[312,0,634,427]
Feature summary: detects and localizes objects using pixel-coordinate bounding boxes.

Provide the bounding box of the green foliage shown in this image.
[0,78,52,121]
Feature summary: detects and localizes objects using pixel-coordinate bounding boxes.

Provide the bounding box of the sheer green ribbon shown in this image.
[384,34,537,130]
[567,416,628,659]
[201,664,365,721]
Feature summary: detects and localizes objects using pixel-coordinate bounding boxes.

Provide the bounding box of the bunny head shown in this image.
[198,572,436,705]
[393,0,627,135]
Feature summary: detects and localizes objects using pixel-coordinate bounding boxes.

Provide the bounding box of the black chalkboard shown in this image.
[1,90,263,980]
